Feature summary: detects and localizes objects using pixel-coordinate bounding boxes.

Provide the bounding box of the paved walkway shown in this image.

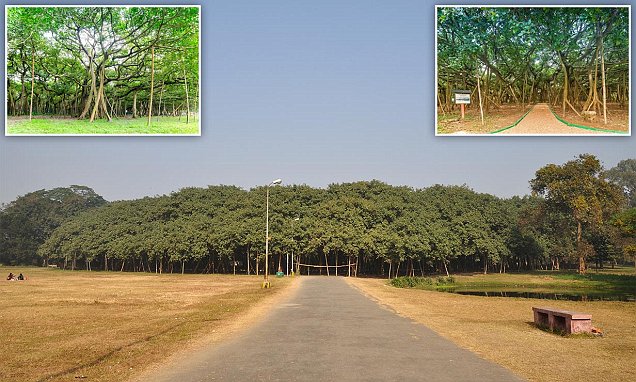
[499,103,603,135]
[148,277,524,381]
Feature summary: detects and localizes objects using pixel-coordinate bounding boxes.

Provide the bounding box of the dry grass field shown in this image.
[0,267,292,382]
[348,276,636,382]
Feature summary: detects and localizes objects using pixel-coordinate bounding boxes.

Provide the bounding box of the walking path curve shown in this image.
[144,277,524,381]
[498,103,605,135]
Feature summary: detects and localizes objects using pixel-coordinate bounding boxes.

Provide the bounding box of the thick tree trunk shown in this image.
[98,66,111,121]
[577,221,586,274]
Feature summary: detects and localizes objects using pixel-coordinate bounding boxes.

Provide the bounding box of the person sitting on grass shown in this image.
[7,272,15,281]
[18,273,24,281]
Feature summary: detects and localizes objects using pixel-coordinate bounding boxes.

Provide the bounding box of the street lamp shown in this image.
[288,217,300,276]
[263,178,282,288]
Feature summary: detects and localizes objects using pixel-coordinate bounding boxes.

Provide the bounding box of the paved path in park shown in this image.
[149,277,524,381]
[499,103,604,134]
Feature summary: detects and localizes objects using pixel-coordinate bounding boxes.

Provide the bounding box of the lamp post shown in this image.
[263,178,282,288]
[289,217,299,276]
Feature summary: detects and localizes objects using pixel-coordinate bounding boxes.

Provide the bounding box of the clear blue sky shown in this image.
[1,0,634,204]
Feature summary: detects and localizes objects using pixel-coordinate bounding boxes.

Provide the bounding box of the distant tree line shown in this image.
[1,156,635,276]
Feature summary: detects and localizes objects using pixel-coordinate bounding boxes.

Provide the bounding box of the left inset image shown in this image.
[5,5,200,136]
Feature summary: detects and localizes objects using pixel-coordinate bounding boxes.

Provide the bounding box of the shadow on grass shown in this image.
[36,323,185,382]
[525,321,600,339]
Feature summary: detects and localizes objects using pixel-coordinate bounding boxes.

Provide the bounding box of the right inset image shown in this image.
[435,5,630,136]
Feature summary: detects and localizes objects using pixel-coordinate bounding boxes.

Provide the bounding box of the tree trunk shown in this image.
[577,221,586,274]
[29,43,35,121]
[477,74,484,125]
[157,81,164,121]
[182,57,190,124]
[335,252,338,276]
[560,56,568,116]
[246,249,250,275]
[147,46,155,127]
[98,66,111,121]
[132,92,138,118]
[484,66,490,112]
[601,38,607,124]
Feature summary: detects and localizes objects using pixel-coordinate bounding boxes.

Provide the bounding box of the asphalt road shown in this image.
[148,277,524,381]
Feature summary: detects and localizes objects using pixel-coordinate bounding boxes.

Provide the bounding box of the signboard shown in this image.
[454,90,471,104]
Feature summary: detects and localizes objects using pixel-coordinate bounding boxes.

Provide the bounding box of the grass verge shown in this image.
[391,269,635,295]
[1,266,292,382]
[6,116,200,135]
[348,274,636,382]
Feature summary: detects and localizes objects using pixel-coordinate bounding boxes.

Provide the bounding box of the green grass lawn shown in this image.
[391,267,636,295]
[6,116,200,135]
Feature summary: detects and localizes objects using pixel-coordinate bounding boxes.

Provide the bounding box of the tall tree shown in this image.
[0,186,106,265]
[530,154,625,273]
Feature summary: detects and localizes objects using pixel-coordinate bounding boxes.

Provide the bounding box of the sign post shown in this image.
[453,90,471,120]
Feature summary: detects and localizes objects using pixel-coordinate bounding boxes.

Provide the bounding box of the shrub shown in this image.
[391,276,455,289]
[390,276,433,289]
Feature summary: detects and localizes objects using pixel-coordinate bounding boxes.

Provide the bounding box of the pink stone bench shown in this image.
[532,307,592,334]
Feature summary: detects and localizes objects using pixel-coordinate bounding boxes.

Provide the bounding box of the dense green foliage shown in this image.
[530,154,625,272]
[437,7,629,118]
[6,6,199,123]
[34,182,529,275]
[4,156,633,274]
[0,186,106,265]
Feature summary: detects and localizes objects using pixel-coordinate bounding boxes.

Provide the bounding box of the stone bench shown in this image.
[532,307,592,334]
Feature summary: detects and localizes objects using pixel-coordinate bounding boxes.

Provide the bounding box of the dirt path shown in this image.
[497,103,606,135]
[142,277,523,382]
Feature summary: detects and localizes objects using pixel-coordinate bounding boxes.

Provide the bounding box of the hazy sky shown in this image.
[1,0,634,204]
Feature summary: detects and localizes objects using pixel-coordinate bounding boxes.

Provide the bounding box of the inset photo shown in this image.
[435,5,630,136]
[5,5,200,136]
